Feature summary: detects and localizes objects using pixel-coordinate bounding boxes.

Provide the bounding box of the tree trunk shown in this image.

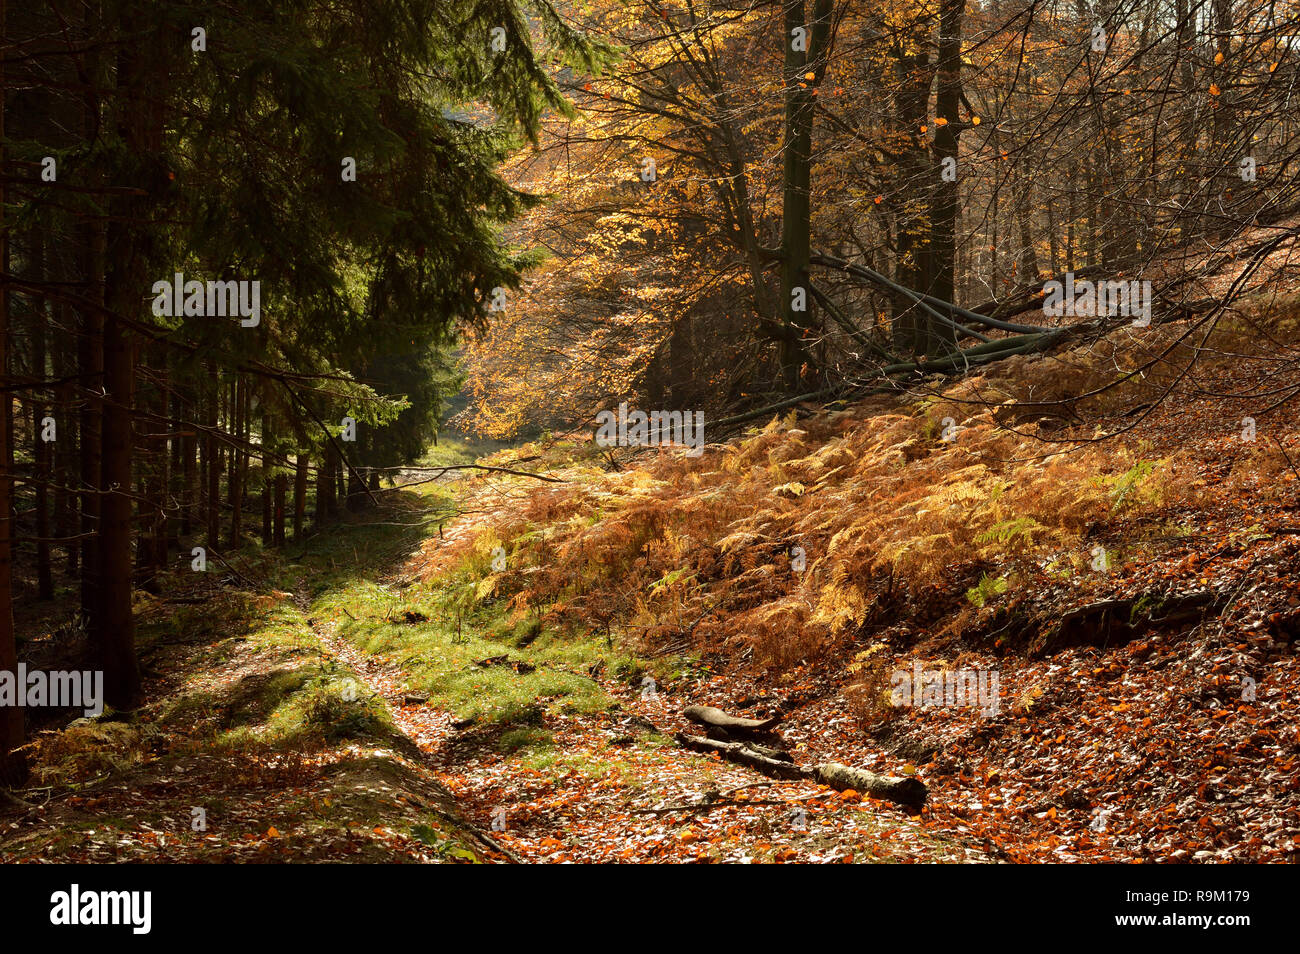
[30,231,53,599]
[318,442,338,521]
[150,354,169,576]
[683,705,782,738]
[54,301,77,576]
[181,386,196,538]
[294,454,308,539]
[890,26,936,354]
[95,2,168,707]
[238,382,251,540]
[0,4,30,780]
[168,382,182,548]
[260,404,272,546]
[261,473,272,545]
[134,345,166,592]
[926,0,964,357]
[77,0,106,628]
[205,365,220,551]
[1209,0,1235,236]
[228,376,243,549]
[676,733,808,780]
[813,762,928,811]
[77,222,104,623]
[347,431,366,512]
[1016,162,1039,282]
[778,0,833,387]
[274,472,286,548]
[98,258,141,706]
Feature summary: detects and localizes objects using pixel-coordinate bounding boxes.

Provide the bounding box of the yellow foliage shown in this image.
[418,367,1188,671]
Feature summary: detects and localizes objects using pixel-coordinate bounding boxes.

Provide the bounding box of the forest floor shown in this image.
[0,511,494,862]
[5,307,1300,863]
[0,491,976,863]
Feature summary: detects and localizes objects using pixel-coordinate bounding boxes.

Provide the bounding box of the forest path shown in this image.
[303,492,984,863]
[316,615,978,862]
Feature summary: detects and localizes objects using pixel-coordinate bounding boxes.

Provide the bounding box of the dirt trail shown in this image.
[310,585,984,864]
[2,586,491,863]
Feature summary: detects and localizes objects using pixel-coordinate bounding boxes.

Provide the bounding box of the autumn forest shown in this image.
[0,0,1295,902]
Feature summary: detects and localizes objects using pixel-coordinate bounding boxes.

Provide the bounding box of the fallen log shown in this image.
[741,741,795,763]
[674,734,930,811]
[682,705,781,739]
[675,733,810,781]
[814,763,928,812]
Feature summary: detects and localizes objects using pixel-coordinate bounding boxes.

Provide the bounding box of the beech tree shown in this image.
[459,0,1300,435]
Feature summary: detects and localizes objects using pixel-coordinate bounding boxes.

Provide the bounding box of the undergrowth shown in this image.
[410,315,1300,672]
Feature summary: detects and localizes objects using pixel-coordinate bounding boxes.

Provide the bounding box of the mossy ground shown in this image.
[2,489,490,863]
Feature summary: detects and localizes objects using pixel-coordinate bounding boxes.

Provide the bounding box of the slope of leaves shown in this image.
[417,306,1300,861]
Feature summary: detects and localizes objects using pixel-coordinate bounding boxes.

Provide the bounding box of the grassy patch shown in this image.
[289,500,666,734]
[3,526,489,863]
[324,592,647,726]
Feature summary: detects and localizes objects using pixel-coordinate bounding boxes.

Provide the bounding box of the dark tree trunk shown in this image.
[77,225,104,624]
[180,384,196,538]
[54,302,77,576]
[134,346,166,592]
[318,442,338,521]
[778,0,833,388]
[238,382,251,541]
[273,473,286,548]
[151,355,170,576]
[346,430,366,512]
[168,382,182,548]
[205,365,220,551]
[76,0,106,628]
[0,5,29,782]
[228,376,243,549]
[260,405,272,547]
[29,232,53,599]
[261,479,272,547]
[294,453,308,539]
[926,0,964,357]
[94,0,171,707]
[98,296,140,705]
